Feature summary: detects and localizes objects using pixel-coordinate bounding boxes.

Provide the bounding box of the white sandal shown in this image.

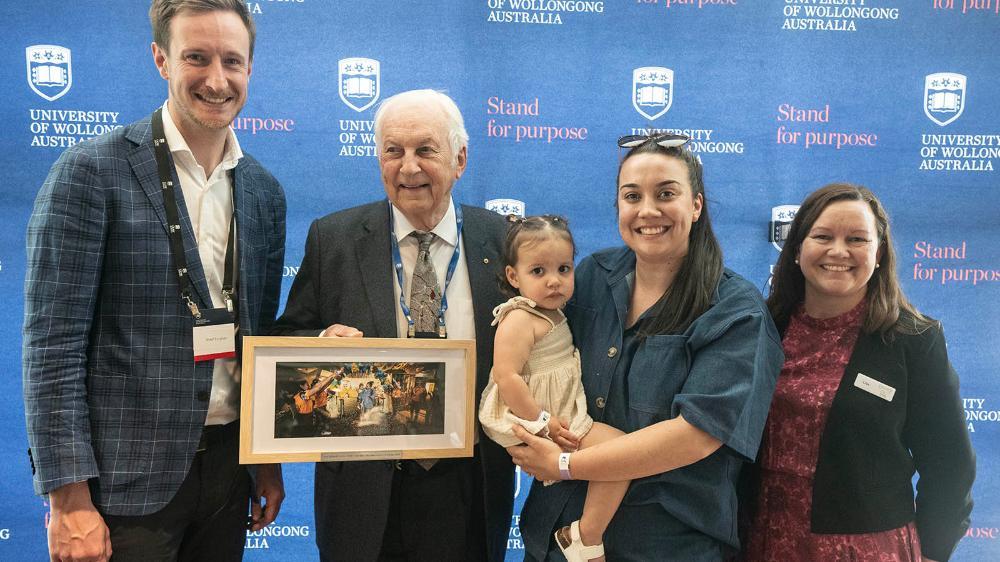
[554,520,604,562]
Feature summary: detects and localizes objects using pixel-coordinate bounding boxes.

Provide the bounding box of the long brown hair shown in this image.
[618,141,723,336]
[767,182,934,337]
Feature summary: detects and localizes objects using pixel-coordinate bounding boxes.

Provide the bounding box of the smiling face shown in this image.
[378,102,466,231]
[617,153,703,266]
[505,235,575,311]
[153,9,251,143]
[798,199,883,316]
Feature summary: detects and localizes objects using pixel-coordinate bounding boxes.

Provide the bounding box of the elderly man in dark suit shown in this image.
[272,89,514,562]
[23,2,285,561]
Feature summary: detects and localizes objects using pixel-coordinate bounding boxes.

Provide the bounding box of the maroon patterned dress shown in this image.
[744,302,922,562]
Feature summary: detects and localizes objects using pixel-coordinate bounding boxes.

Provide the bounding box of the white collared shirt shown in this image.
[390,199,476,342]
[161,101,243,426]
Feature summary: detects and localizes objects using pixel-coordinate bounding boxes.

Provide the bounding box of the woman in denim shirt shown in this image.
[509,134,784,561]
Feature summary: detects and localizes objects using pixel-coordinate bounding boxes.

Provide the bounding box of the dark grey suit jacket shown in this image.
[272,200,514,562]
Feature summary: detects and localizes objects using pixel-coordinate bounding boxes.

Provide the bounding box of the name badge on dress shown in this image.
[193,308,236,362]
[854,372,895,402]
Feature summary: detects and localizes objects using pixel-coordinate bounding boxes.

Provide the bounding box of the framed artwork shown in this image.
[239,336,476,463]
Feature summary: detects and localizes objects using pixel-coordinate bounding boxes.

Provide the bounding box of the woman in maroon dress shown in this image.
[744,183,975,562]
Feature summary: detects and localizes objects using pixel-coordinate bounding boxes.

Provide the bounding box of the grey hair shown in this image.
[373,89,468,163]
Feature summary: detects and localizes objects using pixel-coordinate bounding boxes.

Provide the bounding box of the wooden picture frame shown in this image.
[240,336,476,463]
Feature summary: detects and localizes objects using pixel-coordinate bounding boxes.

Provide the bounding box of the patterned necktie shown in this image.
[409,231,444,471]
[409,230,442,335]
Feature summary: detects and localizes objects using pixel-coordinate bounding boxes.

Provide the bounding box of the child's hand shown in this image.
[545,416,564,440]
[550,418,580,452]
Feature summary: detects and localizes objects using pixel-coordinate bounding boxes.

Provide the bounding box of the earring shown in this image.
[794,259,799,265]
[875,263,880,268]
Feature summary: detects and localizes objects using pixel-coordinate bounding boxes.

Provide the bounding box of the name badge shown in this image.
[854,372,895,402]
[193,308,236,362]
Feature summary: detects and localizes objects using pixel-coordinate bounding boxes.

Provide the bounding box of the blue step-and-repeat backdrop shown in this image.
[2,1,998,560]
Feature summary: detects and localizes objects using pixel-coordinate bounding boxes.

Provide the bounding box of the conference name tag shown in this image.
[854,373,895,402]
[193,308,236,362]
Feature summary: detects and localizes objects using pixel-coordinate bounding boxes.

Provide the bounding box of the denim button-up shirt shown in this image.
[521,247,783,558]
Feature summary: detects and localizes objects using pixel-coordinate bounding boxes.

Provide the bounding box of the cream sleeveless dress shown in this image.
[479,296,594,448]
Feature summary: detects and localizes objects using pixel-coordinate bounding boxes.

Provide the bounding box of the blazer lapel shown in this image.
[127,121,169,233]
[460,206,503,393]
[356,202,397,338]
[461,208,499,337]
[126,115,212,307]
[233,163,258,327]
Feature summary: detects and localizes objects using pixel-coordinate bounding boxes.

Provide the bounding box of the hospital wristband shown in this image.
[558,452,573,480]
[523,410,551,437]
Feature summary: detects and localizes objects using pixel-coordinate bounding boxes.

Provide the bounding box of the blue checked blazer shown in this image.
[23,114,286,515]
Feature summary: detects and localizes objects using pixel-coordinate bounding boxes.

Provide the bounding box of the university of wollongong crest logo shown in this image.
[339,57,380,113]
[26,45,72,101]
[632,66,673,121]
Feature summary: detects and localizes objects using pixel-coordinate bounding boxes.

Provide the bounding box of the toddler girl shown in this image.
[479,215,628,562]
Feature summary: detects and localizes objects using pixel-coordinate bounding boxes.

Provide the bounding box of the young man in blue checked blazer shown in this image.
[23,1,285,560]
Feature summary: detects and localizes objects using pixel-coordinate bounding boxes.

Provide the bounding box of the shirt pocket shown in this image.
[627,334,690,429]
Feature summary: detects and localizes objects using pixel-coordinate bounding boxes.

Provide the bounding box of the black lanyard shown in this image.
[151,108,236,319]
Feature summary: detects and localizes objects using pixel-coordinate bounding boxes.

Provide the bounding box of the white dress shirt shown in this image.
[162,101,243,426]
[390,199,479,457]
[390,199,476,342]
